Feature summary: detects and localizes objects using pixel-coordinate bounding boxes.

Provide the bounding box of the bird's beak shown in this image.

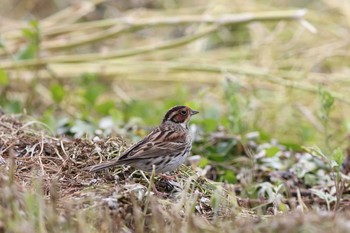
[190,109,199,115]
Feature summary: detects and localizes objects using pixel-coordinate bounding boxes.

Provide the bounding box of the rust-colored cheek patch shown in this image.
[174,114,186,123]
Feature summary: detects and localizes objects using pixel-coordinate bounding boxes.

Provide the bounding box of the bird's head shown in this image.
[162,105,199,128]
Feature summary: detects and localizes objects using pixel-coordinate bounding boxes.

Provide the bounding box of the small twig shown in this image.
[43,25,128,50]
[143,166,156,216]
[53,145,65,163]
[37,136,45,175]
[59,140,69,158]
[139,170,150,184]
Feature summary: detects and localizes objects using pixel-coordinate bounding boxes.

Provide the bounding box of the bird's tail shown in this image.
[85,160,120,172]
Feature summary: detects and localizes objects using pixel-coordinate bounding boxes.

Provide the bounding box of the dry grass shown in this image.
[1,113,350,233]
[0,113,236,232]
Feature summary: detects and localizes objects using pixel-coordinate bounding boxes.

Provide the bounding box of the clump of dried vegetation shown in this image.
[0,112,236,232]
[1,112,350,233]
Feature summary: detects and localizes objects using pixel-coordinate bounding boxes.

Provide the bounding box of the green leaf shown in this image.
[29,20,39,29]
[83,85,104,106]
[17,21,40,60]
[50,84,65,103]
[208,153,226,162]
[259,130,271,141]
[278,202,289,212]
[16,44,36,60]
[318,87,334,123]
[280,142,302,151]
[265,146,280,157]
[22,28,35,39]
[96,100,115,115]
[5,100,22,113]
[223,170,236,183]
[198,157,209,168]
[0,69,9,85]
[22,20,39,40]
[331,148,344,167]
[320,89,334,111]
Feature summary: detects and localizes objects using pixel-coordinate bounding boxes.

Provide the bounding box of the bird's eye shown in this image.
[180,110,187,115]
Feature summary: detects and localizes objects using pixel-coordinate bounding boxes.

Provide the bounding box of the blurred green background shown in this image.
[1,0,349,152]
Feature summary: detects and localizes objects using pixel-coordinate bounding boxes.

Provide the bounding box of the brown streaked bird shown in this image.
[87,105,199,173]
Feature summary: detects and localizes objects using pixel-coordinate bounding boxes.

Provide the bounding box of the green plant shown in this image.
[16,20,40,60]
[223,78,246,134]
[318,87,335,151]
[305,146,345,211]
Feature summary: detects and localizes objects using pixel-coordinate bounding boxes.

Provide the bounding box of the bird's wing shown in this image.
[117,126,187,162]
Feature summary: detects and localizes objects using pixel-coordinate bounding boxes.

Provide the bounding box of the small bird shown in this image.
[87,105,199,173]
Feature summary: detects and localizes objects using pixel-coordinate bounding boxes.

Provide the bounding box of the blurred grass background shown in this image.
[0,0,349,151]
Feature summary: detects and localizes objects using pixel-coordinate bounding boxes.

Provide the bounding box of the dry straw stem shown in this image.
[42,9,307,50]
[46,9,306,36]
[45,60,350,84]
